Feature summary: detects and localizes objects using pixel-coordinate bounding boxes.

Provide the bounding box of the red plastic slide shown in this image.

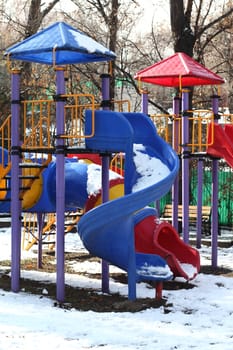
[134,215,200,281]
[207,123,233,168]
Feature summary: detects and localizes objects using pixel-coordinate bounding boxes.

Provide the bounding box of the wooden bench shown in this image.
[161,204,212,235]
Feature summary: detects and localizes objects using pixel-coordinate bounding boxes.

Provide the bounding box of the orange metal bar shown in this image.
[110,152,124,176]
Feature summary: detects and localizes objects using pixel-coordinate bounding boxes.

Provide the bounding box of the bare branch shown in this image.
[41,0,60,19]
[197,6,233,39]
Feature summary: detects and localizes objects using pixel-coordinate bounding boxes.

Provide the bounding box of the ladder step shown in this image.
[65,227,77,233]
[0,186,31,191]
[4,175,40,180]
[20,163,47,169]
[0,218,11,227]
[0,198,11,202]
[1,198,23,201]
[29,240,56,246]
[42,241,56,245]
[0,213,11,218]
[21,147,55,154]
[19,175,40,179]
[42,232,56,236]
[65,211,83,218]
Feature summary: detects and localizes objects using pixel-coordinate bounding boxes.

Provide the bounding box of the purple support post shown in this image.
[181,89,190,243]
[196,158,203,248]
[211,94,220,268]
[100,73,111,294]
[37,212,44,269]
[101,154,110,293]
[172,96,181,232]
[11,69,21,292]
[55,67,66,302]
[141,88,148,115]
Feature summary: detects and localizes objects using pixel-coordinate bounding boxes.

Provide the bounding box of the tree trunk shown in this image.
[109,0,119,104]
[170,0,195,57]
[22,0,59,98]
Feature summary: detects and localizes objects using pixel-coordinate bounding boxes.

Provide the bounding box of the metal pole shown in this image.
[55,67,66,302]
[37,212,44,269]
[172,96,181,232]
[196,158,203,248]
[141,89,148,115]
[100,73,111,294]
[10,69,21,292]
[211,94,220,268]
[181,89,190,243]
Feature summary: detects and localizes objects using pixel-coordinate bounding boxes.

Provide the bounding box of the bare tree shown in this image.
[170,0,233,58]
[69,0,141,102]
[1,0,232,114]
[66,0,171,112]
[170,0,195,56]
[1,0,60,100]
[1,0,60,40]
[24,0,61,95]
[26,0,60,37]
[169,1,233,109]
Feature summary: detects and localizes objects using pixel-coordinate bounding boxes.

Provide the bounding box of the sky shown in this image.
[51,0,170,31]
[54,0,169,16]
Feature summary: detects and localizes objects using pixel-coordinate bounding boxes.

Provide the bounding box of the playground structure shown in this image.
[0,22,231,303]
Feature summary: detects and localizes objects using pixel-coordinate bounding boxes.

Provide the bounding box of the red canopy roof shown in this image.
[134,52,225,87]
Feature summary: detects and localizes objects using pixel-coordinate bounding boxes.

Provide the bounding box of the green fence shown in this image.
[159,161,233,227]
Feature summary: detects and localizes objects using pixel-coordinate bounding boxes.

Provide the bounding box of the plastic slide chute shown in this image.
[134,207,200,281]
[78,110,183,299]
[0,108,200,299]
[0,153,124,213]
[207,122,233,168]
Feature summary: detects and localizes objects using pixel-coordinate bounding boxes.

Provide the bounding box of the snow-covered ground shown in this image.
[0,142,232,349]
[0,227,233,350]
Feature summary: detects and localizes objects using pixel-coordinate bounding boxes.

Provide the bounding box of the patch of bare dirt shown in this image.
[0,252,232,313]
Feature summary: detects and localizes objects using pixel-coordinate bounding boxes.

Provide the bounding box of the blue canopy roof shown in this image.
[5,21,116,65]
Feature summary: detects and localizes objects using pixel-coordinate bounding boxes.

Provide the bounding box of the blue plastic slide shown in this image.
[0,110,180,299]
[78,111,180,299]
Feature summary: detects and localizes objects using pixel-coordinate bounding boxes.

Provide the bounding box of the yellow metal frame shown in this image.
[150,113,175,144]
[22,213,56,251]
[22,99,54,149]
[187,110,214,153]
[0,93,131,171]
[62,93,96,140]
[110,152,124,176]
[22,210,83,251]
[112,99,131,112]
[149,110,225,154]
